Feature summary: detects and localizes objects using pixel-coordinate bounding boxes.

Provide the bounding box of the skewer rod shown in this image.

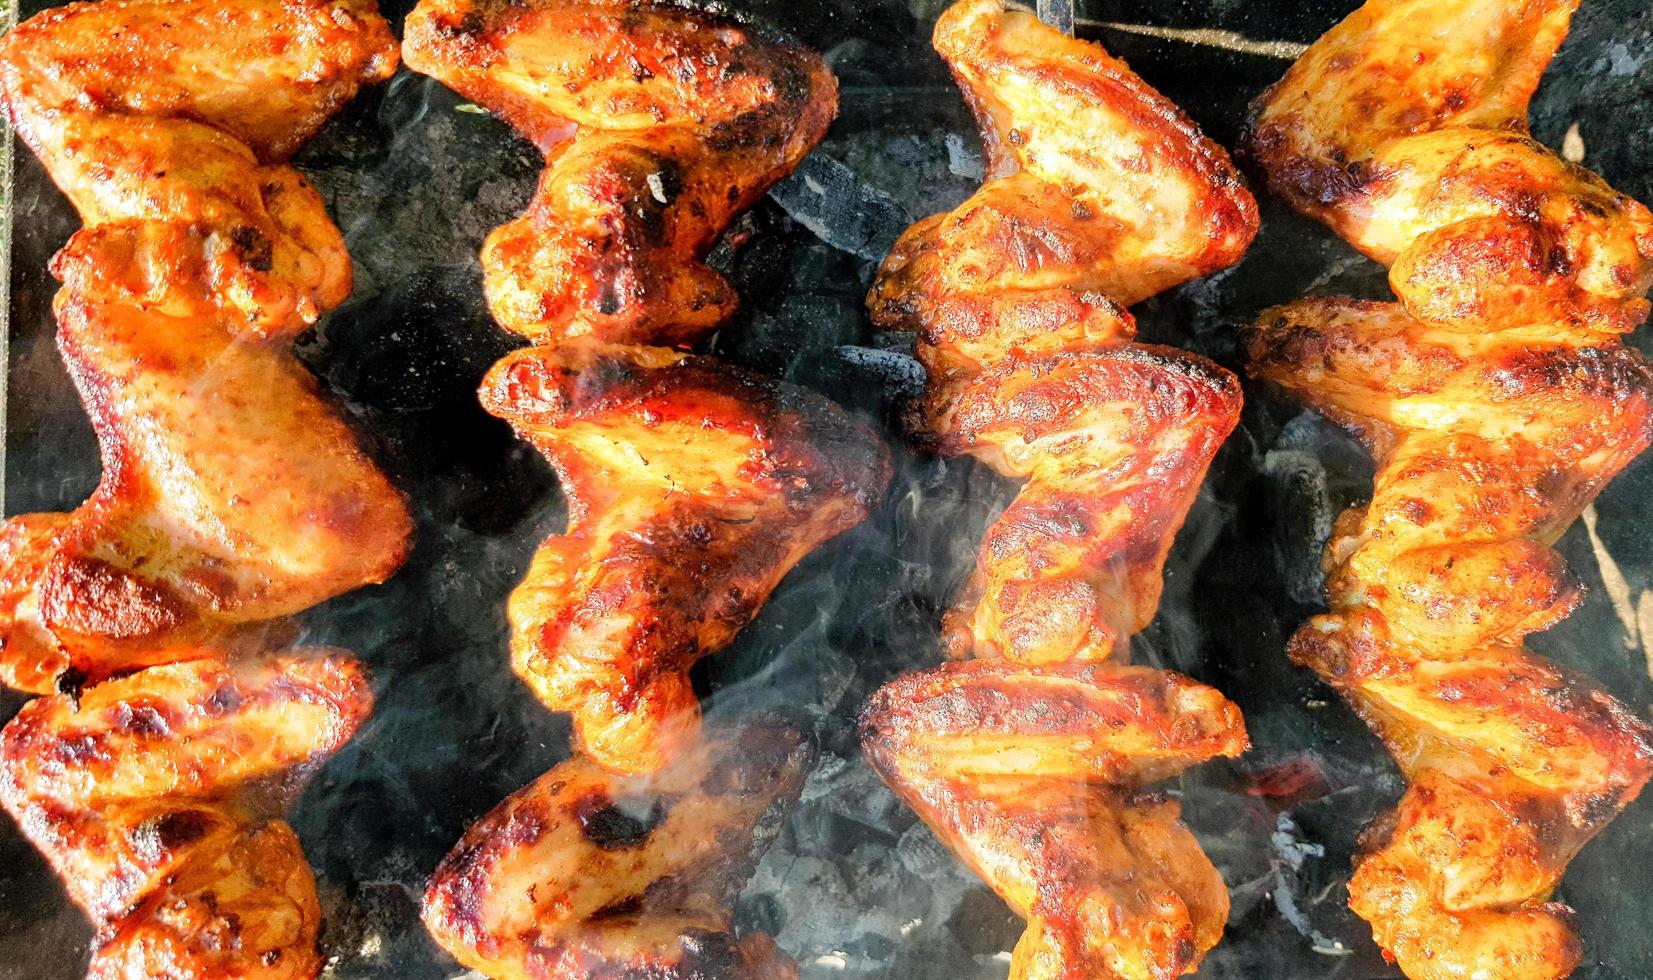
[1037,0,1074,35]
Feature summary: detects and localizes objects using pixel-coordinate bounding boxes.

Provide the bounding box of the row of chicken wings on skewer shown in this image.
[0,0,1650,979]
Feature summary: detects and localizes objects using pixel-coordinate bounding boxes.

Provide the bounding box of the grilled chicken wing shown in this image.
[0,0,409,692]
[1245,2,1653,977]
[483,344,888,773]
[860,3,1256,978]
[403,0,837,346]
[0,653,372,980]
[404,2,884,977]
[423,720,809,980]
[0,3,402,977]
[863,663,1245,980]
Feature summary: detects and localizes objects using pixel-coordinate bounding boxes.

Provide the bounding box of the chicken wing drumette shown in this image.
[1246,1,1653,976]
[861,2,1257,978]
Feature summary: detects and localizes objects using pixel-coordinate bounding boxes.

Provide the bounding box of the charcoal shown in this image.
[769,155,912,261]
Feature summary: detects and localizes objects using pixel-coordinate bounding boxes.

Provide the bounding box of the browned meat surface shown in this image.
[859,2,1257,978]
[402,0,837,347]
[423,720,810,980]
[1245,1,1653,976]
[0,653,372,979]
[484,344,888,773]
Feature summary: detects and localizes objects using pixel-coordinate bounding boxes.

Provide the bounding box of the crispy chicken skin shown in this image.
[483,344,889,774]
[423,720,810,980]
[0,3,402,977]
[0,0,409,692]
[402,0,837,346]
[862,664,1245,980]
[860,3,1255,978]
[0,652,372,980]
[1244,2,1653,977]
[404,3,882,977]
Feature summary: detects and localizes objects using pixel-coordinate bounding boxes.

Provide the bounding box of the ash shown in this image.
[4,0,1653,978]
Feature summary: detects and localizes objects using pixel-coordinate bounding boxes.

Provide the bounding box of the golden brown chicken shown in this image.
[0,2,403,977]
[404,2,888,977]
[0,0,409,691]
[423,719,810,980]
[0,652,372,980]
[1245,1,1653,977]
[859,2,1256,978]
[402,0,838,347]
[482,344,890,773]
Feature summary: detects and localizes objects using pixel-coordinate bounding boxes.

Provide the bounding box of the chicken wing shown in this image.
[483,344,889,774]
[860,2,1257,977]
[0,652,372,980]
[403,0,837,346]
[423,719,810,980]
[1245,2,1653,976]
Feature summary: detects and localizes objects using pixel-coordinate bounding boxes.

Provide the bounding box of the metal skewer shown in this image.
[1036,0,1074,36]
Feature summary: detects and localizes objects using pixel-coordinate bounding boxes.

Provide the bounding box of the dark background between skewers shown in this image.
[4,1,1652,977]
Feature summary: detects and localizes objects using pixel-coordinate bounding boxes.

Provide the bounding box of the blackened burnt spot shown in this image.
[141,808,214,853]
[229,225,274,273]
[54,665,88,706]
[770,59,812,109]
[590,894,644,919]
[574,790,669,850]
[707,111,770,153]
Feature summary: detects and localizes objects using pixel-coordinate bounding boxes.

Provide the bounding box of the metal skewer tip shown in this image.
[1036,0,1075,36]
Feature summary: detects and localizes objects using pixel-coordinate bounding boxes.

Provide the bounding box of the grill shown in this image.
[2,0,1650,977]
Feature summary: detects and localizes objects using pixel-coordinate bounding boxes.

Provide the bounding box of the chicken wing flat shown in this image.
[0,652,372,980]
[403,2,887,976]
[483,344,889,774]
[423,719,810,980]
[0,0,409,692]
[859,2,1256,977]
[0,3,403,977]
[1245,2,1653,977]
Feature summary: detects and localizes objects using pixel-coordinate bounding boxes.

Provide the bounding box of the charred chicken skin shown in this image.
[403,0,838,347]
[0,2,404,977]
[1245,1,1653,977]
[404,2,889,977]
[0,653,372,980]
[423,719,811,980]
[860,2,1255,978]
